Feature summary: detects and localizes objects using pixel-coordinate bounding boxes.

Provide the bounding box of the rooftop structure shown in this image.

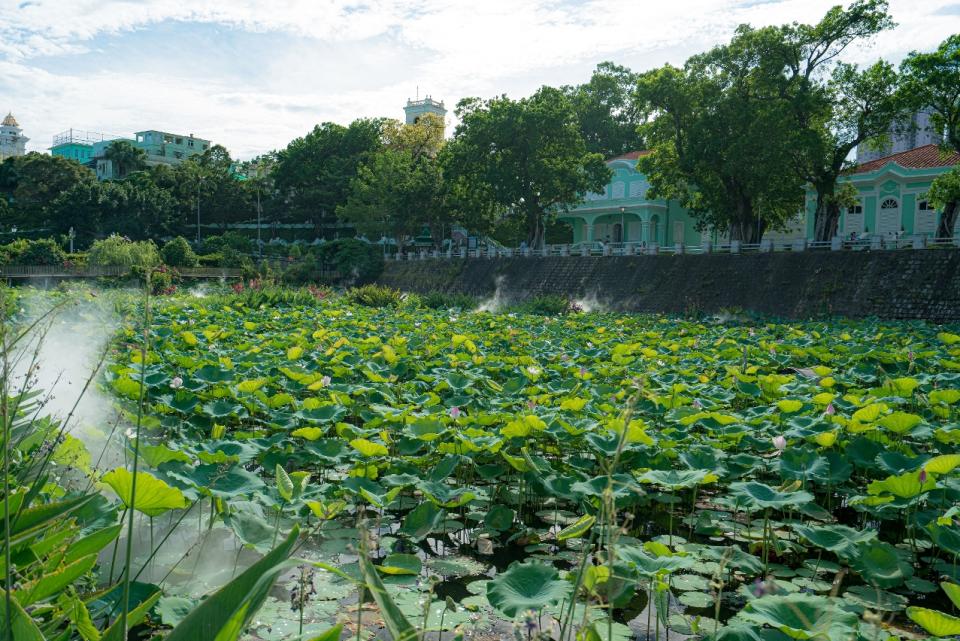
[0,112,29,160]
[404,96,446,127]
[50,129,112,164]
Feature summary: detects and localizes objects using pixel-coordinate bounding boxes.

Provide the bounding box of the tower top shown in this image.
[404,95,446,126]
[2,112,19,127]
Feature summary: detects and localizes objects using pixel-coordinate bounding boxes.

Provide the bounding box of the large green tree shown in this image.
[338,115,450,251]
[272,118,387,234]
[444,87,610,248]
[635,46,803,243]
[2,153,95,232]
[565,62,644,157]
[901,34,960,237]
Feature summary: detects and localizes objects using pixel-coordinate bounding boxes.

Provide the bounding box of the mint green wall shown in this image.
[51,143,93,163]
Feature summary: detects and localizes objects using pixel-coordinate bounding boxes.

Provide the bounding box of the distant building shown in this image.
[94,129,211,179]
[857,108,942,163]
[50,129,109,165]
[0,112,29,160]
[404,96,446,132]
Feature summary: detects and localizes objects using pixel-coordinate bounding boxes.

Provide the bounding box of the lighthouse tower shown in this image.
[404,95,446,133]
[0,113,29,160]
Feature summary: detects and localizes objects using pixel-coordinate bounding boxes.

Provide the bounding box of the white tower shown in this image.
[0,113,29,160]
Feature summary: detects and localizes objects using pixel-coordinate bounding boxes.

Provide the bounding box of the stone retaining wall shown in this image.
[377,249,960,320]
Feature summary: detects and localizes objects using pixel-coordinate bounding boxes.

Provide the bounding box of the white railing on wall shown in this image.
[388,235,960,261]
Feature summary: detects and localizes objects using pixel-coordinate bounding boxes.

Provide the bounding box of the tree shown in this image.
[635,51,803,243]
[746,0,903,241]
[564,62,644,157]
[901,34,960,237]
[272,119,387,234]
[5,153,95,231]
[928,167,960,238]
[103,140,147,179]
[338,115,450,251]
[177,145,252,236]
[444,87,610,248]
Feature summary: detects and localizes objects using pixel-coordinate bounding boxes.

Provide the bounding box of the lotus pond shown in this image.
[91,292,960,639]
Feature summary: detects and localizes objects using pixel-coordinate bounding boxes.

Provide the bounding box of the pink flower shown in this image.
[919,468,928,484]
[526,399,537,411]
[170,376,183,390]
[692,399,703,410]
[824,403,836,416]
[320,375,332,387]
[449,406,461,419]
[578,367,588,377]
[772,435,787,452]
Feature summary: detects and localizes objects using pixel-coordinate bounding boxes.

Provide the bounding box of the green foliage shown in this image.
[0,238,65,265]
[102,140,147,179]
[272,118,388,230]
[444,86,611,248]
[87,235,161,269]
[345,284,402,307]
[161,236,199,267]
[314,238,384,285]
[420,291,477,310]
[200,231,253,255]
[564,61,644,157]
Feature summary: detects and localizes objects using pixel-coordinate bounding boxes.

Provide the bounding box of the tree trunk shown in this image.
[526,210,545,249]
[813,194,841,242]
[937,200,958,240]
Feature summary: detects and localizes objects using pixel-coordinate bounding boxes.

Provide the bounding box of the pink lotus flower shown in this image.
[772,435,787,452]
[170,376,183,389]
[824,403,836,416]
[526,399,537,410]
[449,406,461,419]
[919,468,928,484]
[320,375,332,387]
[578,367,588,377]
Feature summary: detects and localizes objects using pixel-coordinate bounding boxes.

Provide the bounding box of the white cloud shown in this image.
[0,0,954,159]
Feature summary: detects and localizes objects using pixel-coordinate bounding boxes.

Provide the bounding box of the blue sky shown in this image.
[1,0,956,159]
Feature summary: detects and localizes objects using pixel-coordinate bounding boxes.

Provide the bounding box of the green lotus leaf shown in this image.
[377,553,422,576]
[729,482,814,511]
[398,502,446,541]
[735,594,857,640]
[906,606,960,637]
[486,562,571,618]
[850,541,913,588]
[102,468,188,516]
[867,471,936,498]
[791,524,876,559]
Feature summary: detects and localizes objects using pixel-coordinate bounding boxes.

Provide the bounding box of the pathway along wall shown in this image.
[377,249,960,321]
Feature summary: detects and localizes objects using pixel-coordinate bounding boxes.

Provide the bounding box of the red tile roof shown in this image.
[607,150,651,162]
[851,144,960,174]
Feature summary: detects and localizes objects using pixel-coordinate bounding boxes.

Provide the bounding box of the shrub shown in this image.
[88,234,160,268]
[200,231,253,255]
[0,238,65,265]
[281,256,320,285]
[421,291,477,310]
[346,284,402,308]
[316,238,384,285]
[228,284,327,308]
[161,236,199,267]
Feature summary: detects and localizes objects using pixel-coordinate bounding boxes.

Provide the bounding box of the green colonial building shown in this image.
[559,145,959,247]
[805,144,960,240]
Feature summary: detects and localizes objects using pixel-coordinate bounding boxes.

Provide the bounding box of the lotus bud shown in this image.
[919,468,928,484]
[320,375,332,387]
[772,435,787,452]
[170,376,183,389]
[449,406,461,419]
[824,403,835,416]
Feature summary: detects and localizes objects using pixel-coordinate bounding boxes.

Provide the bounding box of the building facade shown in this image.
[404,97,446,132]
[857,108,942,163]
[0,113,29,160]
[805,144,960,240]
[94,130,211,179]
[50,129,108,165]
[558,151,702,247]
[560,145,959,248]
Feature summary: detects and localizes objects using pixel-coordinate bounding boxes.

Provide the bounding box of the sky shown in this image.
[1,0,957,160]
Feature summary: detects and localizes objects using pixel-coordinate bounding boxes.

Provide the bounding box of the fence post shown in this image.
[760,239,773,253]
[674,243,684,255]
[730,240,741,254]
[702,240,712,254]
[870,236,882,250]
[793,239,807,252]
[912,235,926,250]
[831,237,842,251]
